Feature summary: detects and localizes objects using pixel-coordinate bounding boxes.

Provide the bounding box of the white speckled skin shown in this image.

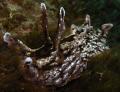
[3,3,113,87]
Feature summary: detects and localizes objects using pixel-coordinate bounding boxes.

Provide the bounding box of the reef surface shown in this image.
[0,0,120,92]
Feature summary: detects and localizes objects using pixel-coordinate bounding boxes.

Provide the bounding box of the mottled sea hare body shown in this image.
[3,3,113,87]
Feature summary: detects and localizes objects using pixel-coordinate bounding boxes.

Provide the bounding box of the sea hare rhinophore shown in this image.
[3,3,113,87]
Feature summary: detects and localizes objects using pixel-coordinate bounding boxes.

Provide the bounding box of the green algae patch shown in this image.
[0,71,49,92]
[86,45,120,92]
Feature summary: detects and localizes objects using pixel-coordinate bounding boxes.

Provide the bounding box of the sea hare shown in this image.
[3,3,113,87]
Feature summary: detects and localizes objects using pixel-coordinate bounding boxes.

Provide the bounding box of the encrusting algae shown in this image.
[3,3,113,87]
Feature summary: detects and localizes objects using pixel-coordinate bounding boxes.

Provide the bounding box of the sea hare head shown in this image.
[19,57,39,82]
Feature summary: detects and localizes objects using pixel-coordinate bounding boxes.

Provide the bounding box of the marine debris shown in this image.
[3,3,113,87]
